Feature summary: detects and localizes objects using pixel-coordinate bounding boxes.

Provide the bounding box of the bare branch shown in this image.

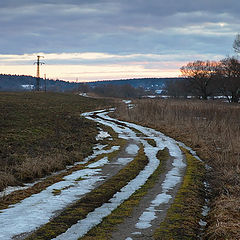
[233,34,240,53]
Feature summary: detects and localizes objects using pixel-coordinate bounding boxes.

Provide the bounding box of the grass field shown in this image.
[114,98,240,240]
[0,92,112,192]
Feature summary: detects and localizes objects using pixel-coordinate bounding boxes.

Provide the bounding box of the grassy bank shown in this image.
[114,98,240,239]
[154,148,205,240]
[0,92,111,191]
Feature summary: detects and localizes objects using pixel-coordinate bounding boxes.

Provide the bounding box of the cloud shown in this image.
[0,1,238,54]
[0,0,239,80]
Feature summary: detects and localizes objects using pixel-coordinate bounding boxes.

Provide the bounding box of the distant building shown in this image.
[21,84,34,90]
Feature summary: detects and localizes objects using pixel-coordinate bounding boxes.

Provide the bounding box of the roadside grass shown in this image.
[0,92,112,191]
[154,147,205,240]
[115,98,240,239]
[25,144,148,240]
[146,138,157,147]
[0,125,126,210]
[81,148,169,240]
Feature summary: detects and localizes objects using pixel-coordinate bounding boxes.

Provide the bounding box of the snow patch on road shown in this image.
[126,144,139,155]
[116,157,134,165]
[82,145,120,164]
[87,157,109,168]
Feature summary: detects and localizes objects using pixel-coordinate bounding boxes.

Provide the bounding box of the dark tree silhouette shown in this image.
[180,60,218,99]
[233,34,240,53]
[216,57,240,103]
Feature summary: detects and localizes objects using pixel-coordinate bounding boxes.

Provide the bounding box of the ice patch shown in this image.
[122,100,132,104]
[0,185,30,198]
[116,158,134,165]
[151,193,172,206]
[132,232,141,235]
[126,144,139,155]
[96,130,111,141]
[93,144,107,151]
[82,146,120,164]
[136,211,156,229]
[199,219,207,227]
[87,157,109,168]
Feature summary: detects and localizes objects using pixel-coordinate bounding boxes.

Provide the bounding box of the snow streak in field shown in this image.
[0,144,120,240]
[0,128,112,198]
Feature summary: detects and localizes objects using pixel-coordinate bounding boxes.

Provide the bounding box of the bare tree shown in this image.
[180,60,218,99]
[216,57,240,103]
[233,34,240,53]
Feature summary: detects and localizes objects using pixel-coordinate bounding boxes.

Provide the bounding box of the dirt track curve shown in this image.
[0,108,198,240]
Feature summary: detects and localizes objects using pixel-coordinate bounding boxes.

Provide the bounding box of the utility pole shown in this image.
[34,56,44,91]
[44,74,47,92]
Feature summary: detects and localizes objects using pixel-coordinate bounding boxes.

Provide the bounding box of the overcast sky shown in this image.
[0,0,239,81]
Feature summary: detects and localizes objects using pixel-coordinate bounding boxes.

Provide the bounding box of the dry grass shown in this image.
[114,98,240,240]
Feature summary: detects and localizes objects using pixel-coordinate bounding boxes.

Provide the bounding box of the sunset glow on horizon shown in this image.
[0,52,225,82]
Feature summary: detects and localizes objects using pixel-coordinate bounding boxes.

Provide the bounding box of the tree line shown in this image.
[79,83,146,98]
[165,35,240,103]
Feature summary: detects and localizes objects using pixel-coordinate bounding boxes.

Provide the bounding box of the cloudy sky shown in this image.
[0,0,239,82]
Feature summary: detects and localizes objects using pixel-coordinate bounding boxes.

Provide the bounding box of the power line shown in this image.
[34,56,45,91]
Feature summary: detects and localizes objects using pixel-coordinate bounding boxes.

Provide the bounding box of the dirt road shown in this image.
[0,108,194,240]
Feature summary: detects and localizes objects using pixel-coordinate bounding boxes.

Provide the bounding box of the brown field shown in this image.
[113,98,240,240]
[0,92,111,192]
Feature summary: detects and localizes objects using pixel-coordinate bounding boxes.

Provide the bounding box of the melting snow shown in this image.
[87,157,109,168]
[126,144,139,155]
[96,130,111,141]
[116,157,134,165]
[122,100,132,104]
[0,186,30,198]
[0,148,118,240]
[132,232,141,235]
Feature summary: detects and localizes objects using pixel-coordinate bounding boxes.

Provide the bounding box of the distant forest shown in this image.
[0,74,182,92]
[0,74,79,92]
